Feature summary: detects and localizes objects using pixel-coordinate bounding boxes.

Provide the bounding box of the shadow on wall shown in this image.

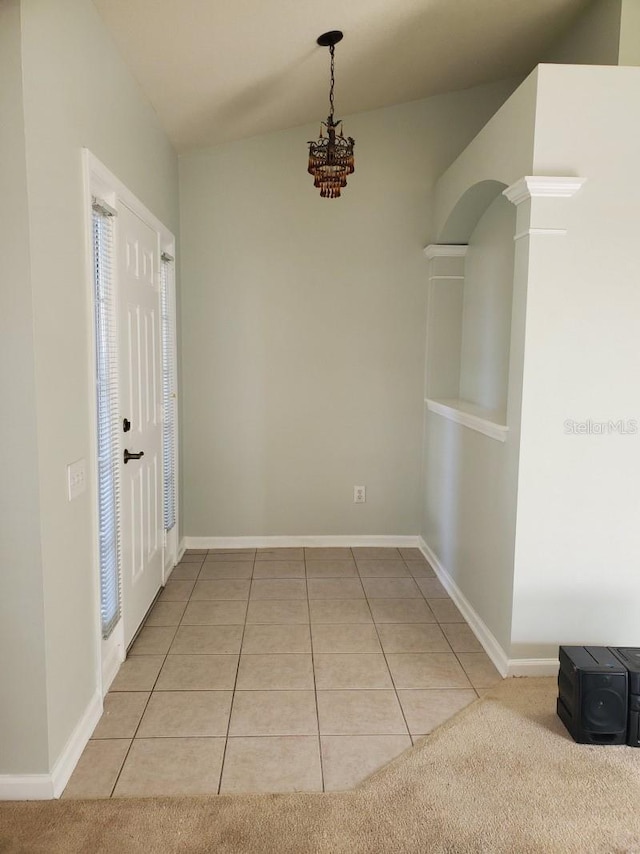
[438,179,507,244]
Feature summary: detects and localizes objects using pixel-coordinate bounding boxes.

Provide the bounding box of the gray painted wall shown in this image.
[0,0,178,775]
[0,0,49,775]
[178,80,519,538]
[3,0,632,782]
[425,63,640,663]
[459,195,515,417]
[423,193,519,654]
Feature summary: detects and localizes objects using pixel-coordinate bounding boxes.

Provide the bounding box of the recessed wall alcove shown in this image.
[424,181,514,442]
[422,64,640,679]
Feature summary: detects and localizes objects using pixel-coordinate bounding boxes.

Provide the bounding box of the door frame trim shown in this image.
[82,149,178,695]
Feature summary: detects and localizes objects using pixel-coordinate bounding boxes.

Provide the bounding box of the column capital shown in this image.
[503,176,586,206]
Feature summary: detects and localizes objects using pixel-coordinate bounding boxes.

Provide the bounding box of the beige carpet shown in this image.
[2,678,640,854]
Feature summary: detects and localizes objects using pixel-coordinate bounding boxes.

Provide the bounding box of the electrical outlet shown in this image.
[67,458,87,501]
[353,485,366,504]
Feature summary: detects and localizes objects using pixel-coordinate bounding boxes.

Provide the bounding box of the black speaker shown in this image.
[557,646,628,745]
[610,647,640,747]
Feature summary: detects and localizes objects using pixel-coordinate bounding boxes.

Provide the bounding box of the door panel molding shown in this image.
[83,149,178,685]
[118,202,164,648]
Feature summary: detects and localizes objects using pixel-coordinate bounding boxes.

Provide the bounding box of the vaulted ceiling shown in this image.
[93,0,588,152]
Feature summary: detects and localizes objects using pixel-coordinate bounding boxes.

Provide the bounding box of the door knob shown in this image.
[124,449,145,464]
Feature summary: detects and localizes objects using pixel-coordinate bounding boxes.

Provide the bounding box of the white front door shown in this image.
[118,202,164,647]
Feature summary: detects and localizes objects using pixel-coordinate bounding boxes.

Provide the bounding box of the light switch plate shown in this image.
[67,458,86,501]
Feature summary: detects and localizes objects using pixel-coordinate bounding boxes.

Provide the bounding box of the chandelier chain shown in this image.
[307,32,355,198]
[329,44,335,121]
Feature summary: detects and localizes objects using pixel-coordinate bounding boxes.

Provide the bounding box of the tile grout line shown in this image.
[399,554,477,716]
[107,553,205,798]
[404,553,482,695]
[307,551,325,793]
[409,562,479,695]
[406,560,483,694]
[358,552,472,742]
[81,547,490,800]
[451,648,481,696]
[360,554,412,742]
[216,549,255,794]
[105,563,197,799]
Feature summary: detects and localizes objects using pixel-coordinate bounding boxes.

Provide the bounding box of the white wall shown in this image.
[459,194,515,416]
[423,74,538,657]
[511,64,640,658]
[426,63,640,666]
[423,192,519,654]
[179,79,520,538]
[0,0,178,778]
[619,0,640,65]
[0,0,49,774]
[435,71,538,237]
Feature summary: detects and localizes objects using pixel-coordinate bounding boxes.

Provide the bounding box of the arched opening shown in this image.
[438,179,508,245]
[426,179,516,426]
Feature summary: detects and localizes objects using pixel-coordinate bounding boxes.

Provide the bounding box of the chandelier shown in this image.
[308,31,355,199]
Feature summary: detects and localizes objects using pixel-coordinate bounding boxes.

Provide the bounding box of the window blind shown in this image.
[92,200,122,639]
[161,254,177,532]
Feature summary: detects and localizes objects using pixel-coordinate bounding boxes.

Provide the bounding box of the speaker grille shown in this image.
[583,686,626,732]
[557,646,628,745]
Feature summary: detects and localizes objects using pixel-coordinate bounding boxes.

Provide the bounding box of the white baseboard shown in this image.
[507,658,559,677]
[418,538,558,678]
[0,689,102,801]
[51,689,102,797]
[184,535,421,549]
[418,538,510,676]
[185,532,559,676]
[0,773,55,801]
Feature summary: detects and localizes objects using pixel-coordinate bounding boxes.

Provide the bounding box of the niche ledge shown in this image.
[425,397,508,442]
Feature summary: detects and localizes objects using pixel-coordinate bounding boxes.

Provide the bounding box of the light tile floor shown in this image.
[63,547,501,798]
